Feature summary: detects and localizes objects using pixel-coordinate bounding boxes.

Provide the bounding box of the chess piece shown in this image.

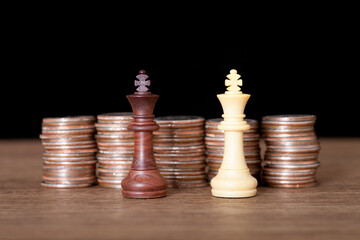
[121,70,168,198]
[210,69,258,198]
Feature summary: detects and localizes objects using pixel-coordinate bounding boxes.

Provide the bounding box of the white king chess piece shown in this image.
[210,69,258,198]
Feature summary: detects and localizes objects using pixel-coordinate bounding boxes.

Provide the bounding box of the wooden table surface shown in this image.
[1,138,359,240]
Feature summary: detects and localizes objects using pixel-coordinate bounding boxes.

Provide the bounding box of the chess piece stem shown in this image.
[121,70,167,199]
[210,69,258,198]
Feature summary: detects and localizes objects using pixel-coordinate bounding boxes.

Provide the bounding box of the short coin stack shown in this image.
[153,116,208,188]
[95,112,134,188]
[40,116,97,188]
[205,118,262,180]
[261,114,321,188]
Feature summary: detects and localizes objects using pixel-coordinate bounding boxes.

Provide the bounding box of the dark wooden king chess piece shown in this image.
[121,70,168,199]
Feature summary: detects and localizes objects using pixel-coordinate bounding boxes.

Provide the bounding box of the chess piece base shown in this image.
[122,189,167,199]
[121,169,167,199]
[210,168,257,198]
[211,189,257,198]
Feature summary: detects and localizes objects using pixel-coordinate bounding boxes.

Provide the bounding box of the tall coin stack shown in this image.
[95,113,134,188]
[153,116,208,188]
[40,116,97,188]
[261,114,321,188]
[205,118,262,180]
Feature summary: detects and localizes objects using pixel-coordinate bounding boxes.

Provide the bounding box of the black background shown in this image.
[1,9,357,138]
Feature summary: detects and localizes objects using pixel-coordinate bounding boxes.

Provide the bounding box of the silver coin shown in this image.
[96,154,133,161]
[266,145,321,153]
[155,116,205,124]
[264,154,318,161]
[154,150,206,155]
[264,162,320,169]
[161,167,207,173]
[43,160,97,165]
[262,178,316,184]
[42,140,96,146]
[154,144,205,151]
[42,129,96,135]
[97,160,133,164]
[43,116,96,123]
[95,133,134,140]
[262,132,316,138]
[43,155,97,161]
[41,181,95,188]
[97,166,130,172]
[262,115,316,122]
[265,140,319,146]
[261,121,315,127]
[262,168,316,176]
[262,174,315,180]
[95,126,129,131]
[43,152,95,157]
[40,134,94,140]
[98,149,133,154]
[97,141,134,147]
[97,173,128,179]
[43,144,97,149]
[42,125,95,130]
[97,112,133,121]
[261,127,315,133]
[97,178,123,184]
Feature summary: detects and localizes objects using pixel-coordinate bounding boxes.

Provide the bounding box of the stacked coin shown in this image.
[261,114,321,188]
[153,116,208,188]
[40,116,97,188]
[95,112,134,188]
[205,118,262,180]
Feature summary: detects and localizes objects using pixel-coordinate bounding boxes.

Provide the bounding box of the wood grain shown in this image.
[0,138,360,240]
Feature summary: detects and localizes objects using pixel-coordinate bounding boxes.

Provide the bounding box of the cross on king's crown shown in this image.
[135,70,150,92]
[225,69,242,94]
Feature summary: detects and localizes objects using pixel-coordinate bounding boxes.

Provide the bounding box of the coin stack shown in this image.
[95,112,134,188]
[40,116,98,188]
[261,114,321,188]
[205,118,262,180]
[153,116,208,188]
